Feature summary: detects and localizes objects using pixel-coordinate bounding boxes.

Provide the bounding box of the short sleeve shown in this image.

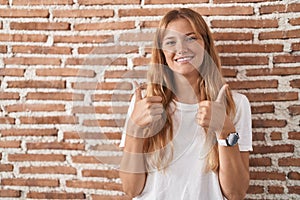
[119,95,136,148]
[232,92,253,151]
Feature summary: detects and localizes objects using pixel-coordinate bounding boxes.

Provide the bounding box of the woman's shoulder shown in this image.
[231,92,250,108]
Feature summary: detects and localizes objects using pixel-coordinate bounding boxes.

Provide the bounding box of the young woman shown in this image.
[119,8,252,200]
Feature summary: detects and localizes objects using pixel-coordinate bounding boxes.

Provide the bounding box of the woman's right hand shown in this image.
[127,82,164,139]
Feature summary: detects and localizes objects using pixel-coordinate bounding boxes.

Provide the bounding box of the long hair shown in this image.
[144,8,236,172]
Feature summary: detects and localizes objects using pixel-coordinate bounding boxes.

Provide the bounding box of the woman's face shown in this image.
[162,18,205,78]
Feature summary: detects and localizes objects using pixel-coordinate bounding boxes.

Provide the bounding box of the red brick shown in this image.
[0,117,15,124]
[53,9,113,18]
[250,157,271,166]
[78,0,139,5]
[74,21,135,31]
[8,154,65,162]
[119,7,253,17]
[20,166,76,174]
[66,57,127,66]
[26,92,84,101]
[215,0,276,2]
[0,92,19,100]
[92,94,131,102]
[4,57,61,65]
[64,131,121,140]
[72,82,132,90]
[289,17,300,26]
[274,54,300,63]
[228,80,278,90]
[91,195,131,200]
[0,141,21,148]
[78,46,138,54]
[260,3,300,14]
[247,185,264,194]
[288,105,300,116]
[20,116,78,124]
[27,142,84,150]
[0,45,6,53]
[253,144,294,154]
[211,19,278,28]
[246,67,300,76]
[72,155,102,164]
[0,190,21,197]
[1,178,59,187]
[0,164,13,172]
[54,35,113,43]
[213,32,253,41]
[220,56,268,66]
[0,0,8,5]
[0,9,48,18]
[82,169,119,178]
[250,171,286,181]
[259,29,300,40]
[1,128,58,137]
[145,0,207,4]
[13,0,73,5]
[252,132,266,142]
[7,80,65,89]
[252,119,287,128]
[10,22,70,30]
[268,186,284,194]
[221,68,238,77]
[12,46,72,54]
[0,34,47,42]
[292,42,300,51]
[251,105,274,114]
[288,171,300,180]
[27,192,85,199]
[270,132,282,140]
[278,158,300,166]
[83,119,124,127]
[72,106,128,114]
[0,68,25,76]
[290,79,300,88]
[140,20,159,28]
[217,44,283,53]
[104,70,146,79]
[288,132,300,140]
[288,186,300,194]
[66,180,122,190]
[36,68,95,77]
[119,32,155,42]
[5,104,65,112]
[244,92,298,102]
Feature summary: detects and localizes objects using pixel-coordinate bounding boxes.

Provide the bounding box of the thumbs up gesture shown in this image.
[196,84,235,138]
[127,82,165,139]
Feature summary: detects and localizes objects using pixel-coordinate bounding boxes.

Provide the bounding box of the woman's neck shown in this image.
[173,73,201,104]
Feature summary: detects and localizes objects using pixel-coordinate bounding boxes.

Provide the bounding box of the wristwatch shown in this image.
[217,132,239,147]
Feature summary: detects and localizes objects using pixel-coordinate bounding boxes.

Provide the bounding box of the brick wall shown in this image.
[0,0,299,199]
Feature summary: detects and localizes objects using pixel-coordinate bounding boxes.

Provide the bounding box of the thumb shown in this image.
[133,81,142,101]
[215,84,228,103]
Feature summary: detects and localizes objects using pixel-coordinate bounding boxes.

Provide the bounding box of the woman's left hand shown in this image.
[196,84,235,139]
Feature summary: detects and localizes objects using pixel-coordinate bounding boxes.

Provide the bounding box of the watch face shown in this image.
[227,133,239,146]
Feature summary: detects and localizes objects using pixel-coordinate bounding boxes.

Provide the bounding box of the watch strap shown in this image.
[217,139,228,146]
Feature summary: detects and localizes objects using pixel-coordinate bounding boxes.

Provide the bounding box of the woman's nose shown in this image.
[176,40,188,55]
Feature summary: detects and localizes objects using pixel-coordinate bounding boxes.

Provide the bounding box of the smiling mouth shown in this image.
[175,56,194,63]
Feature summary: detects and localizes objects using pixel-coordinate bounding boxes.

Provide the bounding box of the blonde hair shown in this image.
[144,8,235,172]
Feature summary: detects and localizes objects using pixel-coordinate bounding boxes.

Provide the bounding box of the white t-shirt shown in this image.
[120,92,252,200]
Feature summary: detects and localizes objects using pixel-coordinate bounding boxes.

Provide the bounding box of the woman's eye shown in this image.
[164,40,176,46]
[186,36,197,42]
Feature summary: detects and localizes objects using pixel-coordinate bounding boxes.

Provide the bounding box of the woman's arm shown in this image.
[119,82,164,198]
[119,135,147,198]
[218,141,250,200]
